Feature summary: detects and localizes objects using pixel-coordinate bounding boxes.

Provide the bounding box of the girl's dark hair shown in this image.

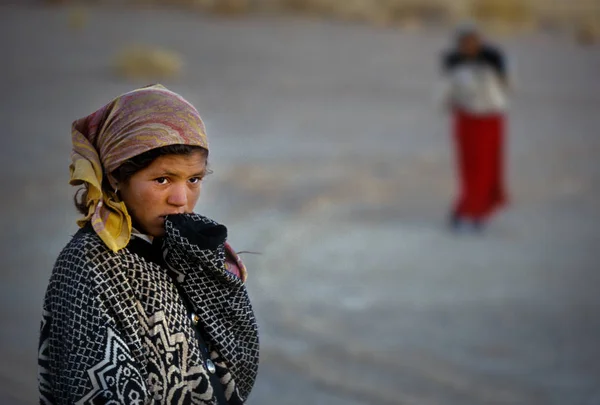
[74,144,208,216]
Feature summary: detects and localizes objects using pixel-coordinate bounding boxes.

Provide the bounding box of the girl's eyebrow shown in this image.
[153,169,206,178]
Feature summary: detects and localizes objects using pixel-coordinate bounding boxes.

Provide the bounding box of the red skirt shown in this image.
[453,110,507,220]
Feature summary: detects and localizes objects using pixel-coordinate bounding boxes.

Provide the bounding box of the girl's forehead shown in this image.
[143,153,207,172]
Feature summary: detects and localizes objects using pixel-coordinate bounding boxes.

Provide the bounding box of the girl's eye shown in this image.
[155,177,168,185]
[189,177,202,184]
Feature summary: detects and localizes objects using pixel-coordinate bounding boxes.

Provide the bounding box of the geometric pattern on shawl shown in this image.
[162,214,260,400]
[38,214,259,405]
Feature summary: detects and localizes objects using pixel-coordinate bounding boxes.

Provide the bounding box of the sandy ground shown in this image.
[1,3,600,405]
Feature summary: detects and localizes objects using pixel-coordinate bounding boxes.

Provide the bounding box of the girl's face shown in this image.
[459,33,482,57]
[118,151,207,237]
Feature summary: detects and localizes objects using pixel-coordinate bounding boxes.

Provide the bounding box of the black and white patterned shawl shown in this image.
[38,214,259,404]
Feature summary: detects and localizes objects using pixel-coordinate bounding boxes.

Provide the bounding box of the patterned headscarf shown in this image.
[70,84,209,252]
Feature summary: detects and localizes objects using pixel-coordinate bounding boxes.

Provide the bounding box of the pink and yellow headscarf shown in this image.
[70,84,209,252]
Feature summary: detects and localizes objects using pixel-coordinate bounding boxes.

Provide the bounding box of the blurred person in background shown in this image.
[440,23,510,232]
[38,85,259,404]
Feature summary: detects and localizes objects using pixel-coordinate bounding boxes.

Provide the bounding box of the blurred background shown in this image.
[1,0,600,404]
